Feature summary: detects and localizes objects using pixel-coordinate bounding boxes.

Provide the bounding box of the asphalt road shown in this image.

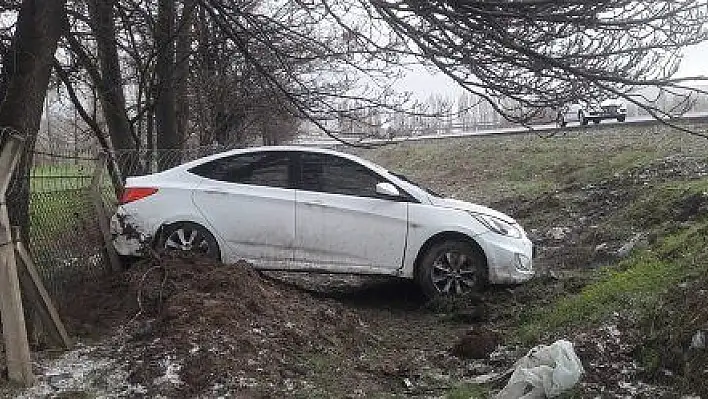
[298,111,708,147]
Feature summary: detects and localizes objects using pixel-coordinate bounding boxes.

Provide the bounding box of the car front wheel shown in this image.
[416,240,488,299]
[158,222,221,260]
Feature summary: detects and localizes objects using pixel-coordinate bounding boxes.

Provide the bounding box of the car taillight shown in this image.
[119,187,158,205]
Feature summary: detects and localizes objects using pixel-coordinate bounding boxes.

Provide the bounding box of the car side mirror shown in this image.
[375,182,400,198]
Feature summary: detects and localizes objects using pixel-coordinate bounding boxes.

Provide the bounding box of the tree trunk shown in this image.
[0,0,67,240]
[86,0,136,179]
[146,103,154,173]
[175,0,196,154]
[155,0,179,170]
[196,7,215,146]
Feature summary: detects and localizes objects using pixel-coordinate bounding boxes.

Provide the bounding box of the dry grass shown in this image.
[356,121,708,205]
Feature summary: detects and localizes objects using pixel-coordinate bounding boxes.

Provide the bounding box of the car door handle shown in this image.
[203,190,227,195]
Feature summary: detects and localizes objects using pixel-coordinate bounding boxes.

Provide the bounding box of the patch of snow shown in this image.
[691,330,706,350]
[12,344,146,398]
[547,227,569,240]
[615,233,647,258]
[153,355,183,387]
[467,372,502,384]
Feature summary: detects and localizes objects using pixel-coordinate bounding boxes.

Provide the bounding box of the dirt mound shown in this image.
[126,257,280,320]
[59,270,138,338]
[491,155,708,273]
[64,257,374,396]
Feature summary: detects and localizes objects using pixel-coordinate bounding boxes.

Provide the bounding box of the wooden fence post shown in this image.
[0,134,34,386]
[12,227,72,349]
[91,151,122,273]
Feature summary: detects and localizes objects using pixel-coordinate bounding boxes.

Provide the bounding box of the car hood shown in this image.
[429,197,517,224]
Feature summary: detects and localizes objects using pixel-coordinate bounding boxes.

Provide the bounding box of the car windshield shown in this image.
[389,171,441,197]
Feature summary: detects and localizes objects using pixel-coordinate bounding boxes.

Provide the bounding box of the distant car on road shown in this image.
[558,99,628,127]
[111,146,534,298]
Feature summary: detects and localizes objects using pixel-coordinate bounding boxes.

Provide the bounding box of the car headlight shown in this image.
[470,213,523,238]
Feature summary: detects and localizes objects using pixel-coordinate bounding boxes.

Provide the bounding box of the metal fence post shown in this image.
[0,134,34,386]
[91,151,122,273]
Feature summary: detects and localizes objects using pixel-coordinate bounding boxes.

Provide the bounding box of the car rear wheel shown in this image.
[617,116,626,122]
[592,118,600,124]
[159,222,221,260]
[416,240,487,299]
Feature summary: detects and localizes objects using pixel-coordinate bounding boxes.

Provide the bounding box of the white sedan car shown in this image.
[111,146,534,298]
[558,99,627,126]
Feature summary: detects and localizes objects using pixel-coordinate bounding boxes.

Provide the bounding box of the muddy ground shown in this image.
[3,127,708,398]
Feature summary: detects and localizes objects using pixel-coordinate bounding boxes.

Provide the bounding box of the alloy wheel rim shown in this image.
[431,250,477,294]
[165,227,211,254]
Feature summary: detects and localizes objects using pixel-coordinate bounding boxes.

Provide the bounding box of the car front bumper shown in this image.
[476,232,535,284]
[586,107,627,119]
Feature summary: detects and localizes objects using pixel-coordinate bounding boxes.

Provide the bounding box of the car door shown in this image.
[294,152,408,273]
[190,151,296,267]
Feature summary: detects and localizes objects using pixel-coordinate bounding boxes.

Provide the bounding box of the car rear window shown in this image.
[189,152,291,188]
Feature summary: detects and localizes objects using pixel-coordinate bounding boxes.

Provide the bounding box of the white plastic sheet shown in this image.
[496,340,584,399]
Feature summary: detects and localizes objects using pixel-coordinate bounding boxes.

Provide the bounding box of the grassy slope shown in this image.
[358,122,708,396]
[518,183,708,338]
[358,123,707,204]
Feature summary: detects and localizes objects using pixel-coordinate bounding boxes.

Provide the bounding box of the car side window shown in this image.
[189,152,291,188]
[300,153,381,197]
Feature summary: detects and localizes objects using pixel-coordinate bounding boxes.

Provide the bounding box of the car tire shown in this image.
[579,111,588,126]
[592,118,600,124]
[415,240,488,299]
[617,116,626,122]
[158,222,221,261]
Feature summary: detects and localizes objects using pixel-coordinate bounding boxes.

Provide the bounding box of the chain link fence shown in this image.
[4,145,111,302]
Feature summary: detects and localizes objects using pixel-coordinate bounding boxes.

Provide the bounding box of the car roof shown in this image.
[140,145,431,204]
[174,146,391,176]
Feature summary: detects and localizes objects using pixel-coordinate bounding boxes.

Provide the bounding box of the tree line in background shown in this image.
[320,86,708,139]
[37,80,708,150]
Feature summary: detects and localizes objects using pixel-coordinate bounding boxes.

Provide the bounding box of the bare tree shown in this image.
[0,0,67,238]
[3,0,708,183]
[175,0,196,152]
[86,0,135,154]
[155,0,179,169]
[360,0,708,131]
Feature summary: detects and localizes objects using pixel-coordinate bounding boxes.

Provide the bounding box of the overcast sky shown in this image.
[676,41,708,79]
[397,42,708,99]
